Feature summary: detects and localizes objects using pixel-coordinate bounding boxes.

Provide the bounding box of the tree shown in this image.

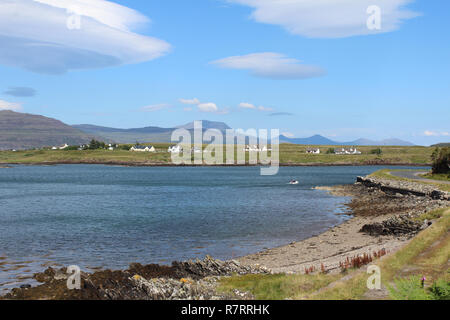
[370,148,383,155]
[432,147,450,174]
[326,148,335,154]
[88,139,106,150]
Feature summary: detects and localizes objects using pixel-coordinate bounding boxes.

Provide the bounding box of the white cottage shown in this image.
[168,145,183,153]
[130,145,155,152]
[306,148,320,154]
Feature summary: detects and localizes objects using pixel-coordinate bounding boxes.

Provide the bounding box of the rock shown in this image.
[357,176,450,201]
[360,215,424,236]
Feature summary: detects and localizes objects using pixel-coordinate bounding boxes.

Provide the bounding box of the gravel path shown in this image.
[389,170,450,185]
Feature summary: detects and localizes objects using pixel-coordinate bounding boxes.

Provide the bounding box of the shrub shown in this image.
[370,148,383,155]
[428,279,450,300]
[432,147,450,174]
[64,145,79,151]
[389,277,450,300]
[326,148,335,154]
[118,144,133,151]
[388,276,430,300]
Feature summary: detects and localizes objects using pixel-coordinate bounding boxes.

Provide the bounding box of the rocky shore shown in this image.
[2,256,269,300]
[2,174,448,300]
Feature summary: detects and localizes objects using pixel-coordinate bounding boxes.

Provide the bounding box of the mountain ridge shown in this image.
[0,110,97,150]
[279,134,415,146]
[0,111,416,148]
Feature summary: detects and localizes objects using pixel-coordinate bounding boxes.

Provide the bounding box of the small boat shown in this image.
[289,180,299,185]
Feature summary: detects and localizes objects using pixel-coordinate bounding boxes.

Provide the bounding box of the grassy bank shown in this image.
[0,144,434,166]
[369,169,450,192]
[218,208,450,300]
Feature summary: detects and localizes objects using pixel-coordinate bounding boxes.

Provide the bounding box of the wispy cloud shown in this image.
[282,132,294,138]
[228,0,419,38]
[0,99,22,111]
[269,112,294,117]
[179,98,200,105]
[211,53,325,79]
[0,0,171,74]
[3,87,37,97]
[239,102,274,112]
[424,130,449,137]
[140,104,173,112]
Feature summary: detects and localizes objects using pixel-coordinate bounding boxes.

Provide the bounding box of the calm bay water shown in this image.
[0,165,426,290]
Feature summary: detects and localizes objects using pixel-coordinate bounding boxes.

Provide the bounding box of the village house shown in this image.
[306,148,321,154]
[244,145,272,152]
[168,145,183,153]
[335,147,361,155]
[130,145,155,152]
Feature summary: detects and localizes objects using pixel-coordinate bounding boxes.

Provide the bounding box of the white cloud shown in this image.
[282,132,294,138]
[239,102,256,109]
[258,106,273,112]
[140,104,172,112]
[179,98,200,105]
[424,130,449,137]
[179,98,226,114]
[198,102,219,113]
[239,102,273,112]
[0,99,22,111]
[228,0,419,38]
[211,53,325,79]
[0,0,171,74]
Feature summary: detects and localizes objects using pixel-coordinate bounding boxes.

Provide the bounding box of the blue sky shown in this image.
[0,0,449,145]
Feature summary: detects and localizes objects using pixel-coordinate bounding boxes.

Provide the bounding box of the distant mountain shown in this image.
[73,121,232,144]
[176,120,231,131]
[0,111,96,150]
[73,124,175,144]
[279,134,415,146]
[279,134,338,145]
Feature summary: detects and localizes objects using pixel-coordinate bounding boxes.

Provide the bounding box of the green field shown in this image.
[0,144,435,166]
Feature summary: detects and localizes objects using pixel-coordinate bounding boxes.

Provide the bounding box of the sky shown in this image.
[0,0,449,146]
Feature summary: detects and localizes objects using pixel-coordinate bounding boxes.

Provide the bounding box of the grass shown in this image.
[218,208,450,300]
[218,273,340,300]
[387,276,432,300]
[413,207,448,223]
[311,208,450,300]
[0,144,435,166]
[421,173,450,182]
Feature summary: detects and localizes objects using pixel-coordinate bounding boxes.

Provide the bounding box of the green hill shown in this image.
[0,111,96,150]
[431,143,450,147]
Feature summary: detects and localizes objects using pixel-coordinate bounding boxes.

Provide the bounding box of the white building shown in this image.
[130,145,155,152]
[244,145,272,152]
[306,148,320,154]
[335,147,361,155]
[168,145,183,153]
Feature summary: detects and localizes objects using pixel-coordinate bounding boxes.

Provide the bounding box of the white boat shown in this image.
[289,180,299,185]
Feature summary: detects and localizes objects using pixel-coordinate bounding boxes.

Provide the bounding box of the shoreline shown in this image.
[238,182,449,274]
[0,161,431,168]
[2,174,448,300]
